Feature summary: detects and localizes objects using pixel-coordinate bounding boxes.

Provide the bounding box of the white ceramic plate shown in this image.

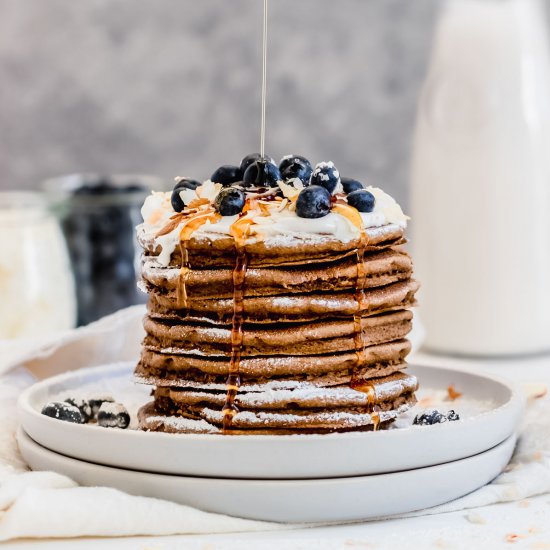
[18,362,524,479]
[17,427,516,523]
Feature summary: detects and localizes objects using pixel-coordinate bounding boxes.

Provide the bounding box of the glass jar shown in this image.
[44,174,166,326]
[0,192,76,339]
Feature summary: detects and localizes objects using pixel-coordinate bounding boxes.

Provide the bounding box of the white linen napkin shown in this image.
[0,307,549,541]
[0,305,145,379]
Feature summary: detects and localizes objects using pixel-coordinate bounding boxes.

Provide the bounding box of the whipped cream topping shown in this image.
[138,181,408,267]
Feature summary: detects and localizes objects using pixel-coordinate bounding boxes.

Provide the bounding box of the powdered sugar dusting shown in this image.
[166,374,417,408]
[197,402,411,428]
[143,414,218,434]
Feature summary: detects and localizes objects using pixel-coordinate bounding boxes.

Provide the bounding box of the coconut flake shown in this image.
[277,180,301,200]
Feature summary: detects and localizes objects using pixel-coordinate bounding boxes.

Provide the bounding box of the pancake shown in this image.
[143,310,413,356]
[141,248,413,299]
[138,222,406,268]
[147,279,419,323]
[135,174,418,434]
[139,338,411,378]
[137,401,398,434]
[155,371,418,410]
[135,360,408,389]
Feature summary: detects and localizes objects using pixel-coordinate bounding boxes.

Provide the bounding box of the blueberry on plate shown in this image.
[347,189,376,213]
[65,398,92,422]
[97,402,131,429]
[341,177,364,194]
[413,409,448,426]
[447,410,460,421]
[310,161,341,194]
[41,401,85,424]
[171,178,201,212]
[296,185,332,219]
[211,165,243,186]
[214,187,246,216]
[279,155,313,185]
[88,395,115,418]
[243,159,281,188]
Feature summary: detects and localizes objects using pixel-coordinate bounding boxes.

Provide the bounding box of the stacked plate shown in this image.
[17,363,523,523]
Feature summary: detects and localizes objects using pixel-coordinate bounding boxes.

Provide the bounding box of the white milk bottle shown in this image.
[411,0,550,355]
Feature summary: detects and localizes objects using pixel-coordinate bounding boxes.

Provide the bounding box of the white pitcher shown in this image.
[411,0,550,355]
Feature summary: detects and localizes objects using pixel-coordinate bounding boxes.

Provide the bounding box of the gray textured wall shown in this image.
[0,0,438,206]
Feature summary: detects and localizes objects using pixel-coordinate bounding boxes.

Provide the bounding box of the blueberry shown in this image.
[211,165,243,186]
[170,182,196,212]
[347,189,376,213]
[279,154,310,173]
[171,189,184,213]
[214,187,246,216]
[240,153,262,174]
[175,177,201,191]
[88,395,115,418]
[65,398,92,422]
[296,185,332,219]
[310,161,341,194]
[41,401,85,424]
[240,153,277,174]
[279,155,313,185]
[413,409,448,426]
[447,410,460,422]
[341,177,364,194]
[171,179,200,212]
[97,402,130,429]
[243,159,281,188]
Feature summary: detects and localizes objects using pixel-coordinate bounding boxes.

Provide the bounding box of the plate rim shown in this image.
[18,361,525,443]
[17,426,518,483]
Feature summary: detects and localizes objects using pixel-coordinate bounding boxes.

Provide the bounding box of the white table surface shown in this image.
[5,350,550,550]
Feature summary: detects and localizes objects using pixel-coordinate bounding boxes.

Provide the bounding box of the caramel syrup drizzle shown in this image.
[177,211,221,310]
[332,202,380,431]
[222,216,255,432]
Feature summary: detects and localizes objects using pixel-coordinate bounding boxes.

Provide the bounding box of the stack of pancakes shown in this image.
[136,216,419,434]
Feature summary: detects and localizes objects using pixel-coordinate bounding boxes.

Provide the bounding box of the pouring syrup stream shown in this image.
[260,0,268,158]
